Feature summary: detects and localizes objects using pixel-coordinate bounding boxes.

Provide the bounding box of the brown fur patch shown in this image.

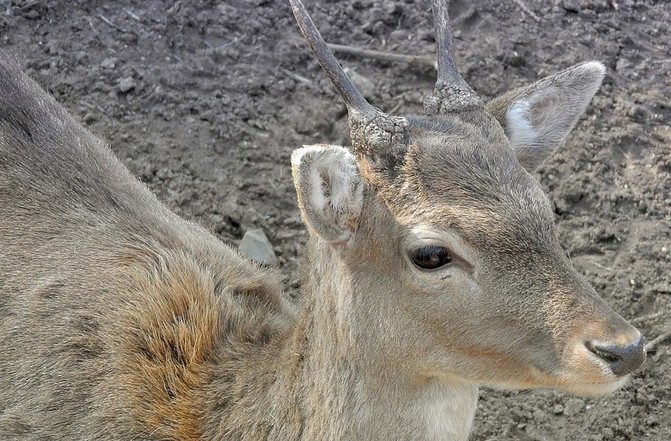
[115,251,221,440]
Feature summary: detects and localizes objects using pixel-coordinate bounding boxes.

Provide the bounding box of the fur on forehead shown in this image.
[357,113,524,205]
[353,112,508,194]
[357,114,555,247]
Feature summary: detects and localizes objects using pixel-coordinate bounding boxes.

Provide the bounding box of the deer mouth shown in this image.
[485,359,633,397]
[564,377,630,396]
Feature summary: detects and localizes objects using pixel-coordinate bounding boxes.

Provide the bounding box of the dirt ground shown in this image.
[1,0,669,439]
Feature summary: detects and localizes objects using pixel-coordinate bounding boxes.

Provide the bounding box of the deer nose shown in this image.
[586,337,646,376]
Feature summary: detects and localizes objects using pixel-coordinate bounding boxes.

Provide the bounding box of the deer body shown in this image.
[0,0,646,439]
[0,51,473,441]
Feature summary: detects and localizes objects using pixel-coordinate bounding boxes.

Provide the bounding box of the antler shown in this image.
[424,0,483,114]
[289,0,407,156]
[433,0,463,87]
[289,0,375,119]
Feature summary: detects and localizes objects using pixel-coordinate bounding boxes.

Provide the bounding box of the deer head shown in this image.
[288,0,644,396]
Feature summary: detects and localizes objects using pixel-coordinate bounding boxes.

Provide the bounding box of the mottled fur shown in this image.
[0,53,293,439]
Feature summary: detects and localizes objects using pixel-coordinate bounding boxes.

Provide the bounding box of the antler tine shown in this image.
[432,0,465,88]
[289,0,377,119]
[424,0,483,114]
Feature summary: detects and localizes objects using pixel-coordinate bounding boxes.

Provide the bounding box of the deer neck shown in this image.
[292,238,479,441]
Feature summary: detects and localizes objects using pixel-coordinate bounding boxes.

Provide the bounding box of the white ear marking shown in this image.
[488,61,606,171]
[506,100,536,148]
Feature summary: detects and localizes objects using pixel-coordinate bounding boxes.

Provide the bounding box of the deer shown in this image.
[0,0,646,439]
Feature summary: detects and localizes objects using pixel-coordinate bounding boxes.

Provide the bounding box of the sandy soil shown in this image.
[1,0,669,439]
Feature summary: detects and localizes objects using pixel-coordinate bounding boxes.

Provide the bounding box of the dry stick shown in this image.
[80,100,105,115]
[98,14,129,34]
[125,9,141,22]
[630,311,666,325]
[87,18,99,36]
[512,0,540,22]
[645,328,671,352]
[591,261,613,271]
[388,102,403,115]
[326,43,436,70]
[281,68,314,86]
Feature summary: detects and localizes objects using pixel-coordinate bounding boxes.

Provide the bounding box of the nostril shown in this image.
[586,337,646,376]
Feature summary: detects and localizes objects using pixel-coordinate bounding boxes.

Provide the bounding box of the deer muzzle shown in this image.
[585,334,646,377]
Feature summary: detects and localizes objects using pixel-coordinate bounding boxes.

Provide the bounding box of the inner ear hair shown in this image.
[291,145,363,245]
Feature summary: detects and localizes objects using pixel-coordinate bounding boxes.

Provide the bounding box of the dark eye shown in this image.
[410,246,452,270]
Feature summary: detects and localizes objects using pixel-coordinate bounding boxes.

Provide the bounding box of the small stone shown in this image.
[117,77,136,93]
[578,8,597,19]
[532,408,546,422]
[562,0,581,12]
[101,57,118,69]
[238,229,278,267]
[662,246,668,253]
[74,51,87,62]
[25,9,40,19]
[602,427,615,438]
[82,113,97,124]
[553,404,564,415]
[563,398,585,417]
[615,57,632,72]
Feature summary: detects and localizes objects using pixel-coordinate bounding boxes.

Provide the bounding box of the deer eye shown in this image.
[410,246,452,270]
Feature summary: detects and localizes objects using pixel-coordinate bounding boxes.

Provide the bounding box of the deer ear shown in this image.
[291,145,363,245]
[487,61,605,171]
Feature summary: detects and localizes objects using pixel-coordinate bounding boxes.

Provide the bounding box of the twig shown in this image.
[204,38,239,51]
[267,176,278,193]
[630,311,666,325]
[80,100,105,114]
[645,328,671,352]
[87,18,99,36]
[125,9,141,21]
[512,0,541,22]
[99,14,129,34]
[388,102,403,115]
[326,43,436,70]
[281,68,313,86]
[216,39,238,51]
[591,261,613,271]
